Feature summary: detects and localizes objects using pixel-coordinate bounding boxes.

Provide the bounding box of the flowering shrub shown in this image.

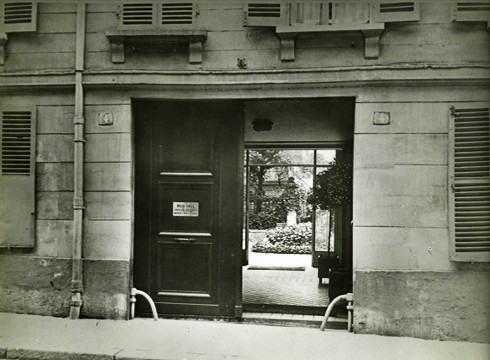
[252,224,312,254]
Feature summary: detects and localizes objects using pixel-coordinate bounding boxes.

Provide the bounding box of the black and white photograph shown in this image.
[0,1,489,359]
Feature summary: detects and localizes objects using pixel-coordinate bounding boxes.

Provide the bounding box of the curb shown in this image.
[2,348,114,360]
[0,348,174,360]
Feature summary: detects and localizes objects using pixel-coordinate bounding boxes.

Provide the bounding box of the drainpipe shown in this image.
[69,3,86,320]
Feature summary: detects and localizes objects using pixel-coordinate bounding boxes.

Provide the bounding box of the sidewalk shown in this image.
[1,313,488,360]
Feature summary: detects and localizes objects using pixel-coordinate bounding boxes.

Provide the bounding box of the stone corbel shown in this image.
[108,35,125,64]
[277,33,296,62]
[362,29,384,59]
[189,40,203,64]
[0,33,8,66]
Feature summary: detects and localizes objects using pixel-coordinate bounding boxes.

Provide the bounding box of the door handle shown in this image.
[174,237,196,242]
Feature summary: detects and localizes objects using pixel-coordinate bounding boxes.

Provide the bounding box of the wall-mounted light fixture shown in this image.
[252,118,273,131]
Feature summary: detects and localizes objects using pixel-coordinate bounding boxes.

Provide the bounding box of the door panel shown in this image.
[158,114,213,172]
[156,241,213,297]
[134,100,243,318]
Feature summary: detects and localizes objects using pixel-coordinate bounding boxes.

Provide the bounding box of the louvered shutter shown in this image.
[449,104,490,262]
[370,1,420,23]
[451,2,490,24]
[0,109,36,248]
[244,3,288,27]
[118,2,157,29]
[0,1,37,33]
[161,2,198,27]
[118,2,198,29]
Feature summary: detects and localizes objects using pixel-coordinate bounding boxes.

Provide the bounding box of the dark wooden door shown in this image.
[134,100,243,318]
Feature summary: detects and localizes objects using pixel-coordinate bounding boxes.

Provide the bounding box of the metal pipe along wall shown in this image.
[69,3,86,320]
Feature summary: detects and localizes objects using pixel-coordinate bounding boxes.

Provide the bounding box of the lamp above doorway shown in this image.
[252,118,273,131]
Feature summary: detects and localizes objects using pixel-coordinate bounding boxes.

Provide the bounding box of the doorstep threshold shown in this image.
[241,312,347,330]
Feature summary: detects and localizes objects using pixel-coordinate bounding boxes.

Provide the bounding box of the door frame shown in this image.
[129,95,356,319]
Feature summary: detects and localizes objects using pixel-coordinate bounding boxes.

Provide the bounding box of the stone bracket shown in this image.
[106,30,208,64]
[108,35,125,64]
[362,29,384,59]
[0,33,8,66]
[277,34,296,62]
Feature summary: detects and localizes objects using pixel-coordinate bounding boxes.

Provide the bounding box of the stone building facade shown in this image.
[0,0,489,343]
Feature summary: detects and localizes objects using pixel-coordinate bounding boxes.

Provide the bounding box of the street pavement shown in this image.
[0,312,488,360]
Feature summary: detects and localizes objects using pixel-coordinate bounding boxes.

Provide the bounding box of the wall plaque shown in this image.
[98,111,114,126]
[173,202,199,217]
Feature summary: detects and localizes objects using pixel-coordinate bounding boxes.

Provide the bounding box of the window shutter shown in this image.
[161,2,197,26]
[451,2,490,24]
[449,104,490,262]
[244,3,287,27]
[0,109,36,248]
[370,1,420,23]
[331,2,370,25]
[0,1,37,33]
[289,2,328,26]
[118,2,198,29]
[118,2,157,29]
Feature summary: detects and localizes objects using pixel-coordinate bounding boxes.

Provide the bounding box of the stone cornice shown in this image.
[0,64,489,93]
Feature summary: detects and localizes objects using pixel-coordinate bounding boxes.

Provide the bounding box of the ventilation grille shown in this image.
[121,3,154,25]
[379,2,415,13]
[453,107,490,253]
[456,2,490,12]
[247,3,282,17]
[3,2,34,24]
[161,3,194,25]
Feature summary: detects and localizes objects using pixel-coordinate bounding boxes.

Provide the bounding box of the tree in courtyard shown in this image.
[308,159,352,256]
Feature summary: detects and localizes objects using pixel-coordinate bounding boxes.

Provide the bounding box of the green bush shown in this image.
[249,181,308,230]
[249,211,282,230]
[252,224,312,254]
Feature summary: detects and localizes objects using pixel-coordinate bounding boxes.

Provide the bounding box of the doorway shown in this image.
[132,97,355,319]
[241,98,355,315]
[242,147,349,313]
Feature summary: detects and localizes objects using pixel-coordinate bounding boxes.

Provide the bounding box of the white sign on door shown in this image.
[172,202,199,217]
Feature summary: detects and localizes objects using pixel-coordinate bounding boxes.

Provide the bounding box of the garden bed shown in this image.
[252,224,312,254]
